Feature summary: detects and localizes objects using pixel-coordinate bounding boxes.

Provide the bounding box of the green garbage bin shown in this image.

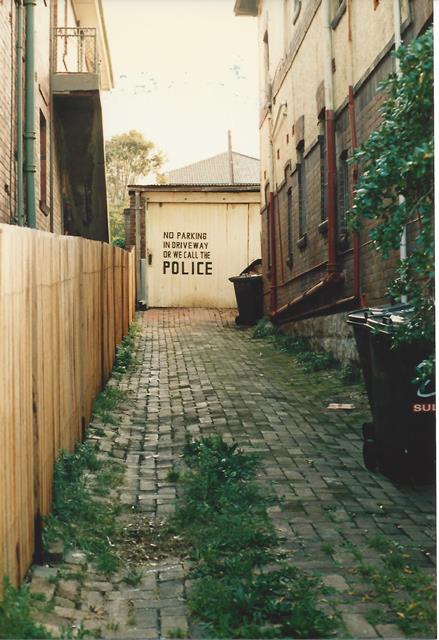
[348,305,435,484]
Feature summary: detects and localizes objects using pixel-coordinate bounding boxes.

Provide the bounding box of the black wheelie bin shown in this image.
[348,305,435,484]
[229,259,263,326]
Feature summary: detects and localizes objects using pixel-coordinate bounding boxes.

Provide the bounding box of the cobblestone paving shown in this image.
[26,308,435,639]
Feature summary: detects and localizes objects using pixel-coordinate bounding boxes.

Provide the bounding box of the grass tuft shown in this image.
[0,578,52,639]
[112,322,140,375]
[42,442,123,574]
[169,436,339,639]
[252,317,340,374]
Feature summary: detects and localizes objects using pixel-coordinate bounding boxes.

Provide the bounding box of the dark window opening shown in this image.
[287,186,293,267]
[337,150,349,233]
[319,132,327,221]
[297,150,306,238]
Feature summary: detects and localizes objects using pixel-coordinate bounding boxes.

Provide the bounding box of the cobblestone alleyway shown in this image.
[27,309,436,639]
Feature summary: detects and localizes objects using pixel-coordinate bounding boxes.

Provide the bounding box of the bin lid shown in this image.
[347,308,371,325]
[347,307,388,325]
[229,273,262,283]
[347,304,413,332]
[368,304,413,334]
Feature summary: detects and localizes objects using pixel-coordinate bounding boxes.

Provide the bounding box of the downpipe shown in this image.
[24,0,37,228]
[16,0,24,225]
[323,0,337,274]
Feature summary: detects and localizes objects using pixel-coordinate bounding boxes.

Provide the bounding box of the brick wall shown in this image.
[263,45,415,317]
[259,6,432,360]
[0,2,65,234]
[126,191,146,258]
[0,2,16,225]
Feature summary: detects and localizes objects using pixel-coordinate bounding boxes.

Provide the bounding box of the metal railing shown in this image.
[53,27,99,74]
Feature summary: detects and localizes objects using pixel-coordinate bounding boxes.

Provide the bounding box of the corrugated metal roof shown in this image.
[165,151,260,186]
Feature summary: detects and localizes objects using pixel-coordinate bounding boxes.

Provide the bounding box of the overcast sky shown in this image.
[101,0,259,173]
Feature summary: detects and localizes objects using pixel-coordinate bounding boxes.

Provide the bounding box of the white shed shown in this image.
[127,151,261,308]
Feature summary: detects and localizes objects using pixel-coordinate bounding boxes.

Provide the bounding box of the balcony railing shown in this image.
[53,27,99,75]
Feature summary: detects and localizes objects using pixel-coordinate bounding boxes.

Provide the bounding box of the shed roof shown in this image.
[164,151,260,186]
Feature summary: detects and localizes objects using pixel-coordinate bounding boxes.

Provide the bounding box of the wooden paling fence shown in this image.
[0,224,136,590]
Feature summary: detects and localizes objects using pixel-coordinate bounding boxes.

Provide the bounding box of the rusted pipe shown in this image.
[275,193,285,283]
[326,109,337,273]
[323,0,337,273]
[270,271,344,320]
[269,192,277,313]
[348,85,361,301]
[276,294,358,325]
[274,259,328,289]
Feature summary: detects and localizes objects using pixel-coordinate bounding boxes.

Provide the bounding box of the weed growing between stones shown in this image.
[42,442,123,574]
[112,321,140,375]
[357,537,436,637]
[0,578,53,639]
[168,436,339,639]
[92,387,126,425]
[252,318,340,374]
[92,322,139,424]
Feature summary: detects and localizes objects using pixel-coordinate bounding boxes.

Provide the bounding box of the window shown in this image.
[337,150,349,232]
[319,121,327,221]
[287,186,293,266]
[39,111,47,212]
[297,148,306,238]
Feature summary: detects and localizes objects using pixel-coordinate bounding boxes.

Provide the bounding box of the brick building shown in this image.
[0,0,113,240]
[234,0,432,362]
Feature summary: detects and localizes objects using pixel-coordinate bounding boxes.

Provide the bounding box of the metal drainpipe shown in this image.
[16,0,24,226]
[322,0,337,273]
[24,0,37,228]
[393,0,408,303]
[49,0,54,232]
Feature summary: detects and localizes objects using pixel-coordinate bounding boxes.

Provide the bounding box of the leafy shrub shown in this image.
[348,28,434,380]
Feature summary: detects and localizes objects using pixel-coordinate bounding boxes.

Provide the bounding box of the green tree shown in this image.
[348,27,434,385]
[105,130,166,246]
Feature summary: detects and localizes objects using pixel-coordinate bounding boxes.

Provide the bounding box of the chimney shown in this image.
[227,130,235,185]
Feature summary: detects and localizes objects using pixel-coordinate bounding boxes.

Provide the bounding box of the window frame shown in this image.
[286,185,293,267]
[297,147,306,240]
[337,149,350,234]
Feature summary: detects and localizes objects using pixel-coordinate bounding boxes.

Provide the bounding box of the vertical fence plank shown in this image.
[0,226,34,587]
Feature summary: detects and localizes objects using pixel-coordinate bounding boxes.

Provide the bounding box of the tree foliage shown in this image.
[105,130,166,245]
[348,27,434,379]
